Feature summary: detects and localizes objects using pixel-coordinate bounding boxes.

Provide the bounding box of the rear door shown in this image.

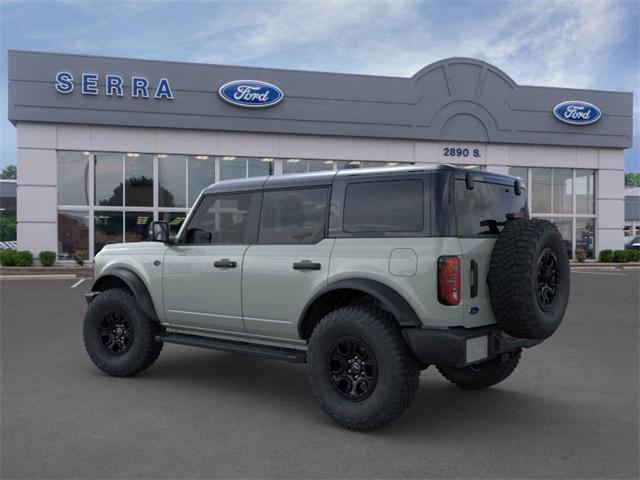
[242,187,333,341]
[454,176,527,327]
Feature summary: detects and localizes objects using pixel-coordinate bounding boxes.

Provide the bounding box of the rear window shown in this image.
[455,180,527,236]
[343,179,424,233]
[259,188,329,244]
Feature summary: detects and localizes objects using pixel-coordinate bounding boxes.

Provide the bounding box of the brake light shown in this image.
[438,256,461,305]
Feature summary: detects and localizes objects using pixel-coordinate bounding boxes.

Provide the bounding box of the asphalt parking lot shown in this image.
[1,271,638,479]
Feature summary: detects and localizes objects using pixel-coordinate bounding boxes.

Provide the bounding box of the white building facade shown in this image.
[8,51,633,261]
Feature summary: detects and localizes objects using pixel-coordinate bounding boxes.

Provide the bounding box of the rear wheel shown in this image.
[307,305,419,431]
[83,288,163,377]
[437,349,521,390]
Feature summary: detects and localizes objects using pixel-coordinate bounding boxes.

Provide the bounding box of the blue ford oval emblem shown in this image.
[218,80,283,108]
[553,100,601,125]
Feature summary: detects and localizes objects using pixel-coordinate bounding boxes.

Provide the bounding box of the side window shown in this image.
[343,179,424,233]
[183,193,257,244]
[259,188,329,244]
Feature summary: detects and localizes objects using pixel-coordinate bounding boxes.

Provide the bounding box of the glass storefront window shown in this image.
[309,160,335,172]
[57,210,89,259]
[94,211,123,254]
[576,169,595,214]
[188,156,215,206]
[124,153,153,206]
[576,217,596,259]
[158,155,186,208]
[95,153,123,206]
[283,159,308,174]
[58,151,90,205]
[553,217,573,258]
[552,168,572,214]
[531,168,551,213]
[159,211,188,239]
[248,158,273,177]
[220,156,246,180]
[125,211,153,243]
[508,167,528,187]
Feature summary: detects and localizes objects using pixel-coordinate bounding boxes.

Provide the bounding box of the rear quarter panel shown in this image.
[329,237,467,328]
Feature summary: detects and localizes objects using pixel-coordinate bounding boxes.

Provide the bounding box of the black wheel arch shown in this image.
[298,278,422,339]
[91,267,159,321]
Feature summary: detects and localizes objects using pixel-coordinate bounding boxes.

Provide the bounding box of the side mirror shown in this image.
[149,221,171,243]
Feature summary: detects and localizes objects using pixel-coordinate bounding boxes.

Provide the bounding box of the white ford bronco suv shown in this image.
[84,165,570,430]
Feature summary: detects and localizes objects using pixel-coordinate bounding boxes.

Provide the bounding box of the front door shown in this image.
[242,187,332,341]
[162,191,260,334]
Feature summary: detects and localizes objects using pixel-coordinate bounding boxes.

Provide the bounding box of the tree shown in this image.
[1,165,16,179]
[625,172,640,188]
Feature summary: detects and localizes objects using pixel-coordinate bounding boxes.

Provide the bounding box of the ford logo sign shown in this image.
[553,100,601,125]
[218,80,283,108]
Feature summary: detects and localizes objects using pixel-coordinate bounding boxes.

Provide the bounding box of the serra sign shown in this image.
[55,72,174,99]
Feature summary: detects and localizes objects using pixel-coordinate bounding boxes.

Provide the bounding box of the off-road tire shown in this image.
[488,218,570,340]
[307,305,420,431]
[437,349,521,390]
[83,288,163,377]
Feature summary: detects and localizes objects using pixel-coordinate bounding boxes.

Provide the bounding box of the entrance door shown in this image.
[162,191,260,334]
[242,187,333,341]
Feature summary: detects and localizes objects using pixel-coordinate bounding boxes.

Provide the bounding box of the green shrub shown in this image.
[14,250,34,267]
[73,250,88,266]
[625,249,639,262]
[599,249,614,262]
[0,249,18,266]
[575,248,587,263]
[39,250,57,267]
[613,250,628,263]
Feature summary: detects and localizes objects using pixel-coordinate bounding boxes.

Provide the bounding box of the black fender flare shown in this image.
[91,267,158,321]
[298,278,422,337]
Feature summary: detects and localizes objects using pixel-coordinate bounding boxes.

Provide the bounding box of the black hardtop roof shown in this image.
[202,164,520,195]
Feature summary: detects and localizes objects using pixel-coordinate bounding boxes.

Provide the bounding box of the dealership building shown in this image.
[7,50,633,261]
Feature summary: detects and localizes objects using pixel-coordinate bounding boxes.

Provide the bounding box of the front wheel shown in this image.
[307,306,420,431]
[436,349,521,390]
[83,288,163,377]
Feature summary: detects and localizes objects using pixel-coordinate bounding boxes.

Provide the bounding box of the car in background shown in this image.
[624,236,640,250]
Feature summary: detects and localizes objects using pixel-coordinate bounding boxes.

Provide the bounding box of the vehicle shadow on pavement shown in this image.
[115,347,585,436]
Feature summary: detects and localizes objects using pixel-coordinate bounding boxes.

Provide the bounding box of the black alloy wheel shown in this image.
[99,309,134,355]
[537,247,559,309]
[328,337,378,401]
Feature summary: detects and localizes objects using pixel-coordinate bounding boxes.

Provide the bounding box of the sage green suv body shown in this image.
[85,165,570,430]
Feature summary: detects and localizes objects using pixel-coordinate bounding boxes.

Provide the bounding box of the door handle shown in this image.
[214,258,237,268]
[293,260,321,271]
[470,259,478,298]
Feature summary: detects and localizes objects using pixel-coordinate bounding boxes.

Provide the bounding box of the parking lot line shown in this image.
[572,270,627,276]
[70,278,88,288]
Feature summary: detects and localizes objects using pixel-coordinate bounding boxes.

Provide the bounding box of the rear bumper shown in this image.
[403,325,541,368]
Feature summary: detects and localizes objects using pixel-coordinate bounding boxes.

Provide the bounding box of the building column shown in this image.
[595,149,625,254]
[16,123,58,258]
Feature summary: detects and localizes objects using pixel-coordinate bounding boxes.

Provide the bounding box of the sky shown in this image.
[0,0,638,171]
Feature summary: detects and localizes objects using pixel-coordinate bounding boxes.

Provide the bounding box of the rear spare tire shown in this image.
[488,218,570,340]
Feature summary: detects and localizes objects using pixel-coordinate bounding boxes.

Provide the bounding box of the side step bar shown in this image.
[156,332,306,364]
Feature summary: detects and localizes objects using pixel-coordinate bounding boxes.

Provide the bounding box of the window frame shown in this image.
[176,191,261,246]
[329,174,431,238]
[257,186,331,245]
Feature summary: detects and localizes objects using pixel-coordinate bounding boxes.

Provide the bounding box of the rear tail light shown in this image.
[438,256,461,305]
